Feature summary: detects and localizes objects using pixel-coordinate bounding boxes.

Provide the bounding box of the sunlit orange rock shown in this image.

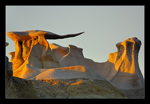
[50,37,144,98]
[7,30,84,72]
[8,52,15,62]
[12,41,60,78]
[7,30,84,78]
[7,30,144,98]
[12,40,24,70]
[22,39,32,61]
[105,37,144,98]
[49,43,69,60]
[7,30,84,41]
[56,37,144,89]
[111,37,144,89]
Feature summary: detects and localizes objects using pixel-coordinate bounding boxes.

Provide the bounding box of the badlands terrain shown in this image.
[5,30,144,98]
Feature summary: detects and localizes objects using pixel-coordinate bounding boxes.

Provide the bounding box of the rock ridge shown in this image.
[6,31,144,98]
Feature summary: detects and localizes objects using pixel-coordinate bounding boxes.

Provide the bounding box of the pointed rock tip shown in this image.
[68,45,83,51]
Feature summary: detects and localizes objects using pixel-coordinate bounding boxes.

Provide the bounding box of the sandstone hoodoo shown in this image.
[7,30,84,78]
[6,30,144,98]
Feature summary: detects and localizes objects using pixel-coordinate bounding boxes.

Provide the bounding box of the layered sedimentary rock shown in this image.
[6,42,126,98]
[49,37,144,98]
[6,77,127,98]
[53,37,144,88]
[110,37,144,98]
[110,37,144,88]
[7,30,144,98]
[7,30,84,78]
[6,75,127,99]
[10,38,60,78]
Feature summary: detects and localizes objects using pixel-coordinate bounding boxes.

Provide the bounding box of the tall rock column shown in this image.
[12,40,24,70]
[110,37,144,90]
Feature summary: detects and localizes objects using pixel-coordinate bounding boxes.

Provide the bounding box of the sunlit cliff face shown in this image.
[104,37,143,85]
[108,52,117,64]
[114,37,141,74]
[7,30,143,91]
[7,33,58,72]
[7,30,84,73]
[49,43,69,60]
[106,37,142,76]
[7,30,48,41]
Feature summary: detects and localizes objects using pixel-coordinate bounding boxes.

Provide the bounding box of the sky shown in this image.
[6,6,144,77]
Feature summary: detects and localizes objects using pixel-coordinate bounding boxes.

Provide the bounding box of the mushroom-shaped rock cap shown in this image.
[7,30,84,41]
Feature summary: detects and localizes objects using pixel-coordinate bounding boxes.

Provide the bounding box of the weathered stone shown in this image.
[6,30,144,98]
[7,30,84,41]
[7,30,84,78]
[50,37,144,98]
[6,77,127,98]
[49,43,69,60]
[6,77,38,98]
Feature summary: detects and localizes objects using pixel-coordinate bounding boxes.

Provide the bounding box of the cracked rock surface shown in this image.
[6,77,127,98]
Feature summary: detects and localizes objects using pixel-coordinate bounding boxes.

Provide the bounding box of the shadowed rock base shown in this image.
[6,77,127,98]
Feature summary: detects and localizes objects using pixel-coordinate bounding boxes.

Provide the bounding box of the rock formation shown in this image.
[6,30,144,98]
[7,30,84,78]
[56,37,144,89]
[49,43,69,60]
[49,37,145,98]
[6,43,126,98]
[6,77,127,98]
[7,30,84,41]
